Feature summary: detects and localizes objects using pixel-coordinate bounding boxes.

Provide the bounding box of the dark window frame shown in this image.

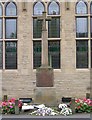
[76,17,88,38]
[5,18,17,39]
[76,1,88,14]
[48,1,60,15]
[5,2,17,16]
[5,41,17,69]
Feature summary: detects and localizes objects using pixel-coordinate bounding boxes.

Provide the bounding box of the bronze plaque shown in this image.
[36,67,54,87]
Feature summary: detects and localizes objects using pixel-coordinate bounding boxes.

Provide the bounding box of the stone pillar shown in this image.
[15,100,19,115]
[70,98,75,114]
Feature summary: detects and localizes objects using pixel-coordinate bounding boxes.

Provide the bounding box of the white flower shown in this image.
[58,104,68,109]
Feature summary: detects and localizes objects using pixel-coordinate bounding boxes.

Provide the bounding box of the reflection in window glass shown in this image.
[0,4,2,16]
[91,17,92,37]
[76,40,88,68]
[5,41,17,69]
[5,19,17,39]
[76,17,88,38]
[33,18,42,38]
[0,41,3,69]
[33,41,41,69]
[0,19,2,39]
[48,18,60,38]
[91,2,92,14]
[48,1,59,15]
[6,2,17,16]
[34,2,44,15]
[76,1,87,14]
[48,41,60,69]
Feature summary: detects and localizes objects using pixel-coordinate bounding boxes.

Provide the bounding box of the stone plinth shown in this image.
[34,87,57,106]
[36,66,53,87]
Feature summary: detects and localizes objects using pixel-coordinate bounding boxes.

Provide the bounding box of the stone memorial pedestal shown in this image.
[34,87,57,106]
[36,66,53,87]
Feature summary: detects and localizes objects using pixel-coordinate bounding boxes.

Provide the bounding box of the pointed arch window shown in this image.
[48,1,60,15]
[91,2,92,14]
[33,1,45,15]
[0,4,2,16]
[5,2,17,16]
[76,1,88,38]
[76,1,89,68]
[0,4,3,39]
[90,2,92,38]
[76,1,87,14]
[5,2,17,39]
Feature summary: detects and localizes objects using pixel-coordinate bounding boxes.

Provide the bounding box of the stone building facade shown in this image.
[0,0,91,101]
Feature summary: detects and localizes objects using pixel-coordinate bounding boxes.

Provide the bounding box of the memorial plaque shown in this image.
[36,67,53,87]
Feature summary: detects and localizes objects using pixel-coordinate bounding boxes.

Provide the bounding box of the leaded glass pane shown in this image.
[76,1,87,14]
[76,17,88,38]
[0,41,3,69]
[76,40,88,68]
[5,41,17,69]
[48,1,60,15]
[0,19,2,39]
[48,41,60,69]
[48,18,60,38]
[5,19,17,39]
[6,2,17,16]
[33,41,41,69]
[91,17,92,37]
[0,4,2,16]
[33,2,44,15]
[33,18,42,38]
[91,2,92,14]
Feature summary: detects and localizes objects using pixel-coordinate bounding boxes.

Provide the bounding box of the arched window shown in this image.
[5,2,17,39]
[48,1,60,69]
[5,2,17,69]
[76,1,88,68]
[91,2,92,14]
[48,1,60,15]
[91,2,92,38]
[33,1,45,15]
[0,4,2,16]
[0,4,2,39]
[76,1,87,14]
[5,2,17,16]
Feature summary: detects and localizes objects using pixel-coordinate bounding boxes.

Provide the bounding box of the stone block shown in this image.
[34,87,57,106]
[36,67,54,87]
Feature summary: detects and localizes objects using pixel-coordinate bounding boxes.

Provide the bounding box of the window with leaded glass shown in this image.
[33,41,41,69]
[33,1,44,15]
[48,18,60,38]
[5,2,17,16]
[0,19,2,39]
[76,17,88,38]
[48,1,60,15]
[76,40,88,68]
[0,41,3,69]
[48,41,60,69]
[5,41,17,69]
[33,18,42,38]
[33,1,44,38]
[0,4,2,16]
[90,2,92,14]
[5,2,17,39]
[91,3,92,38]
[76,1,87,14]
[5,19,17,39]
